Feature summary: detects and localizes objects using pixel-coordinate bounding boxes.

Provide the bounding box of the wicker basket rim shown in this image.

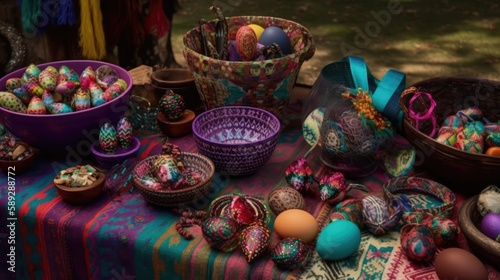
[132,152,215,194]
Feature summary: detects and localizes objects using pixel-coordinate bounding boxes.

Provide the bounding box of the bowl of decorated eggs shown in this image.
[192,106,281,176]
[183,14,315,121]
[0,60,132,155]
[132,151,215,208]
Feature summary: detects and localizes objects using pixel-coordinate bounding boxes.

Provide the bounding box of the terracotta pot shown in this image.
[151,68,204,114]
[157,110,195,138]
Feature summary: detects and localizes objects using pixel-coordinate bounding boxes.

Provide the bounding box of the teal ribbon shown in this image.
[345,56,406,131]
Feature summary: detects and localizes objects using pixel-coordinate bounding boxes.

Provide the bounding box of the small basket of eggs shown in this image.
[183,7,315,121]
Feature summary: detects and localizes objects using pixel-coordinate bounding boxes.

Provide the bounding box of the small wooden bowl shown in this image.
[0,143,37,175]
[54,168,105,205]
[458,195,500,267]
[157,110,195,138]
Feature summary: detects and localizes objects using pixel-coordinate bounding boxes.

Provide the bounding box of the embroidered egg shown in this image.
[421,216,459,247]
[159,90,185,121]
[89,82,105,106]
[480,212,500,241]
[316,220,361,261]
[80,66,96,89]
[332,198,364,228]
[268,186,305,216]
[0,91,27,113]
[23,77,44,97]
[202,216,241,252]
[116,117,133,149]
[274,209,318,243]
[240,221,271,262]
[47,103,72,114]
[400,224,436,262]
[153,155,187,189]
[285,158,314,194]
[23,63,41,81]
[5,78,22,92]
[95,65,118,88]
[362,195,403,235]
[259,26,292,56]
[271,237,312,270]
[99,122,118,154]
[12,87,32,105]
[27,96,46,114]
[38,68,57,91]
[477,185,500,216]
[71,88,91,111]
[235,25,258,61]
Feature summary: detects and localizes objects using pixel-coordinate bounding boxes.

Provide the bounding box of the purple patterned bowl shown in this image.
[90,136,140,169]
[192,106,281,176]
[0,60,132,156]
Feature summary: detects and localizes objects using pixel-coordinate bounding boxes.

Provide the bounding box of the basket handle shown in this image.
[298,31,315,63]
[346,56,406,132]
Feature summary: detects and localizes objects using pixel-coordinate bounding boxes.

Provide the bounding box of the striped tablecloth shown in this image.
[1,128,498,280]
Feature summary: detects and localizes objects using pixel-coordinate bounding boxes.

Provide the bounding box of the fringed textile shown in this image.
[79,0,106,59]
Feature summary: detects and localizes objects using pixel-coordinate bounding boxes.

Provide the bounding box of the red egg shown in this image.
[235,26,258,61]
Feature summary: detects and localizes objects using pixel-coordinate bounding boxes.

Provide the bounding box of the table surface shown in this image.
[1,125,499,280]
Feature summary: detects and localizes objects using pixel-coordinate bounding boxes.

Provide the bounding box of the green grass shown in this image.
[170,0,500,86]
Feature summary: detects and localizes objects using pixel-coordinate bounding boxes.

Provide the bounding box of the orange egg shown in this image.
[485,146,500,156]
[274,209,318,243]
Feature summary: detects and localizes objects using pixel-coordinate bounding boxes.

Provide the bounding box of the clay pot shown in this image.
[157,110,195,138]
[151,69,204,114]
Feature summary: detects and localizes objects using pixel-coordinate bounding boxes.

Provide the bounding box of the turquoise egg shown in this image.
[316,220,361,261]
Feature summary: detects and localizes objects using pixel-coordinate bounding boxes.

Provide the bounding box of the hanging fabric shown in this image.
[79,0,106,59]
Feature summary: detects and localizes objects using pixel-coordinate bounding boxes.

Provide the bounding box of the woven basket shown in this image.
[458,196,500,267]
[400,77,500,194]
[133,152,215,208]
[183,16,315,121]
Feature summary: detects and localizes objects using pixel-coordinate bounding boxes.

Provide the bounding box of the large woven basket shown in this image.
[133,152,215,208]
[400,77,500,194]
[183,16,315,121]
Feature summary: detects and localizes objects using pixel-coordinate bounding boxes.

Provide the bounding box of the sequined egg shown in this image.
[116,117,133,149]
[268,186,305,216]
[316,220,361,261]
[0,91,27,113]
[159,90,185,121]
[47,103,72,114]
[71,88,91,111]
[202,216,241,252]
[99,122,118,154]
[271,237,312,270]
[240,221,271,262]
[400,224,436,262]
[235,25,258,61]
[27,96,46,114]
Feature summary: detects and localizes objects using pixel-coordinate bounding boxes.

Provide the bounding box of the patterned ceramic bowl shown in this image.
[132,152,215,208]
[192,106,281,176]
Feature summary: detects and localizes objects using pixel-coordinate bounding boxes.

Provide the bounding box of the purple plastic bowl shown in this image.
[90,136,140,169]
[192,106,281,176]
[0,60,132,156]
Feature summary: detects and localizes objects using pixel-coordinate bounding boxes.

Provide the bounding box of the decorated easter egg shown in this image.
[27,96,46,114]
[271,237,312,270]
[47,103,72,114]
[332,198,364,228]
[202,216,241,252]
[274,209,318,243]
[477,185,500,216]
[259,26,292,56]
[99,122,118,154]
[23,77,44,97]
[153,155,188,189]
[12,87,32,105]
[159,90,185,121]
[400,224,436,262]
[0,91,27,113]
[71,88,91,111]
[55,81,79,96]
[96,65,118,88]
[285,158,314,193]
[268,186,305,216]
[421,216,459,247]
[58,65,71,77]
[80,66,96,89]
[235,25,258,61]
[89,82,105,106]
[208,194,270,225]
[480,212,500,241]
[38,68,57,91]
[5,78,22,91]
[116,117,133,149]
[434,248,488,280]
[23,63,41,81]
[362,195,402,235]
[316,220,361,261]
[44,66,58,76]
[68,69,81,85]
[248,24,264,40]
[240,221,271,262]
[41,90,55,107]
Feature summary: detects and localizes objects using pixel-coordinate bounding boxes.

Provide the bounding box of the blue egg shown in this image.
[316,220,361,261]
[258,26,292,55]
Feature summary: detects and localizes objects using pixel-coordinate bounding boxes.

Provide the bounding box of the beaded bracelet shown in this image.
[382,176,456,218]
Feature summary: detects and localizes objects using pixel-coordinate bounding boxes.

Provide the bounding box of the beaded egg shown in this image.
[271,237,312,270]
[159,90,185,121]
[240,221,271,262]
[202,216,241,252]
